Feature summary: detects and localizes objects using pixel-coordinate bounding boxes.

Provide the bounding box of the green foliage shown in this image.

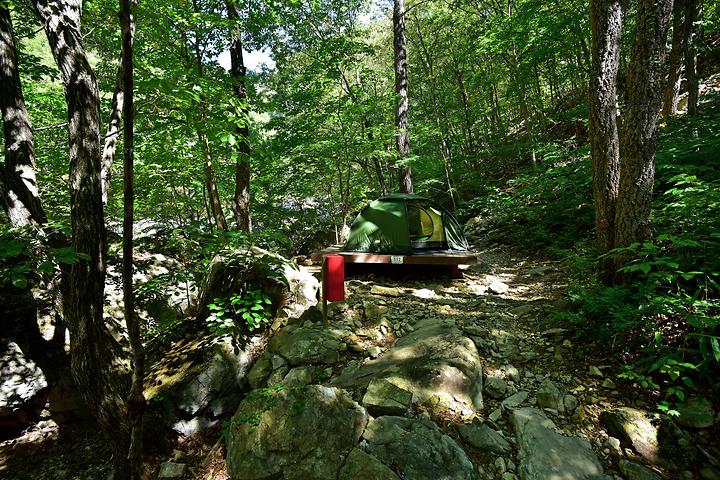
[458,142,594,252]
[206,287,273,336]
[0,224,88,289]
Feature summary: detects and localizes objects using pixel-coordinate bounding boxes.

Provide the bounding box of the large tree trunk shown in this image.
[662,0,688,118]
[588,0,622,263]
[226,0,251,232]
[393,0,412,194]
[0,6,46,227]
[33,0,132,476]
[119,0,144,476]
[614,0,673,250]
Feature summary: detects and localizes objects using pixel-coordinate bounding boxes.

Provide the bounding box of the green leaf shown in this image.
[711,337,720,363]
[11,273,27,288]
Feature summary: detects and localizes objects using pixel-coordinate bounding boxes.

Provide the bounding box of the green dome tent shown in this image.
[344,194,469,254]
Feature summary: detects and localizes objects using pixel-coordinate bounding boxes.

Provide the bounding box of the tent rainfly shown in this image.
[343,194,469,254]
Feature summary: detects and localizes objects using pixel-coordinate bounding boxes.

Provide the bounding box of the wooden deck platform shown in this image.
[310,245,477,266]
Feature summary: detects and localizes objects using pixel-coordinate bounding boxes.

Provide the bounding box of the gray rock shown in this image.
[268,324,342,366]
[367,345,382,358]
[338,448,399,480]
[510,305,534,316]
[266,365,290,386]
[333,317,483,415]
[536,379,563,411]
[248,355,273,388]
[564,394,579,413]
[588,366,603,377]
[677,397,715,429]
[282,366,315,386]
[511,408,608,480]
[363,416,475,480]
[370,285,401,297]
[485,376,508,399]
[157,462,187,479]
[196,246,318,322]
[362,379,413,417]
[600,407,699,471]
[0,341,47,423]
[502,365,521,382]
[489,407,503,422]
[502,391,529,409]
[458,418,511,455]
[489,280,509,294]
[226,385,368,480]
[618,460,661,480]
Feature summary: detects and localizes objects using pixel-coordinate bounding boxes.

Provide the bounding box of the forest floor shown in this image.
[1,240,715,479]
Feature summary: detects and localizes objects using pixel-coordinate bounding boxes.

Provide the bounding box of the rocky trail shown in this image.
[217,241,718,480]
[2,242,718,480]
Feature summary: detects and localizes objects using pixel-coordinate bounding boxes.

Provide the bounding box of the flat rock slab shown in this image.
[338,448,400,480]
[267,324,343,366]
[458,418,511,455]
[363,416,475,480]
[226,385,368,480]
[511,407,609,480]
[362,379,412,416]
[157,462,187,479]
[332,317,483,416]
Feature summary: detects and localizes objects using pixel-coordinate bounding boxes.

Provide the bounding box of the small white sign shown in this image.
[390,255,404,264]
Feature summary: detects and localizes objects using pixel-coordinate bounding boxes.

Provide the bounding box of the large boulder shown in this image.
[338,448,399,480]
[600,407,699,471]
[267,324,343,366]
[362,416,475,480]
[144,334,259,435]
[511,407,609,480]
[332,317,483,417]
[226,385,368,480]
[196,246,318,322]
[0,342,47,437]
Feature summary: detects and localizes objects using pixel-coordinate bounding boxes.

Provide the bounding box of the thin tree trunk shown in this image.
[226,0,251,232]
[193,43,227,230]
[101,65,124,204]
[684,0,699,116]
[33,0,132,477]
[0,6,46,227]
[393,0,412,193]
[614,0,673,250]
[662,0,687,118]
[588,0,623,263]
[119,0,144,476]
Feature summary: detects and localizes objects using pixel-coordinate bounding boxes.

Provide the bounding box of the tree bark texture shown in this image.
[33,0,132,475]
[684,0,699,116]
[101,59,125,204]
[0,6,47,227]
[226,0,251,232]
[615,0,673,249]
[119,0,145,476]
[588,0,622,257]
[662,0,687,117]
[393,0,413,194]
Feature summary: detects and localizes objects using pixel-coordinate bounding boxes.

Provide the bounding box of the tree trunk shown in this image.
[614,0,673,250]
[0,6,46,227]
[33,0,132,476]
[119,0,144,476]
[684,0,699,116]
[193,42,227,230]
[588,0,623,263]
[226,0,251,232]
[662,0,687,118]
[393,0,412,193]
